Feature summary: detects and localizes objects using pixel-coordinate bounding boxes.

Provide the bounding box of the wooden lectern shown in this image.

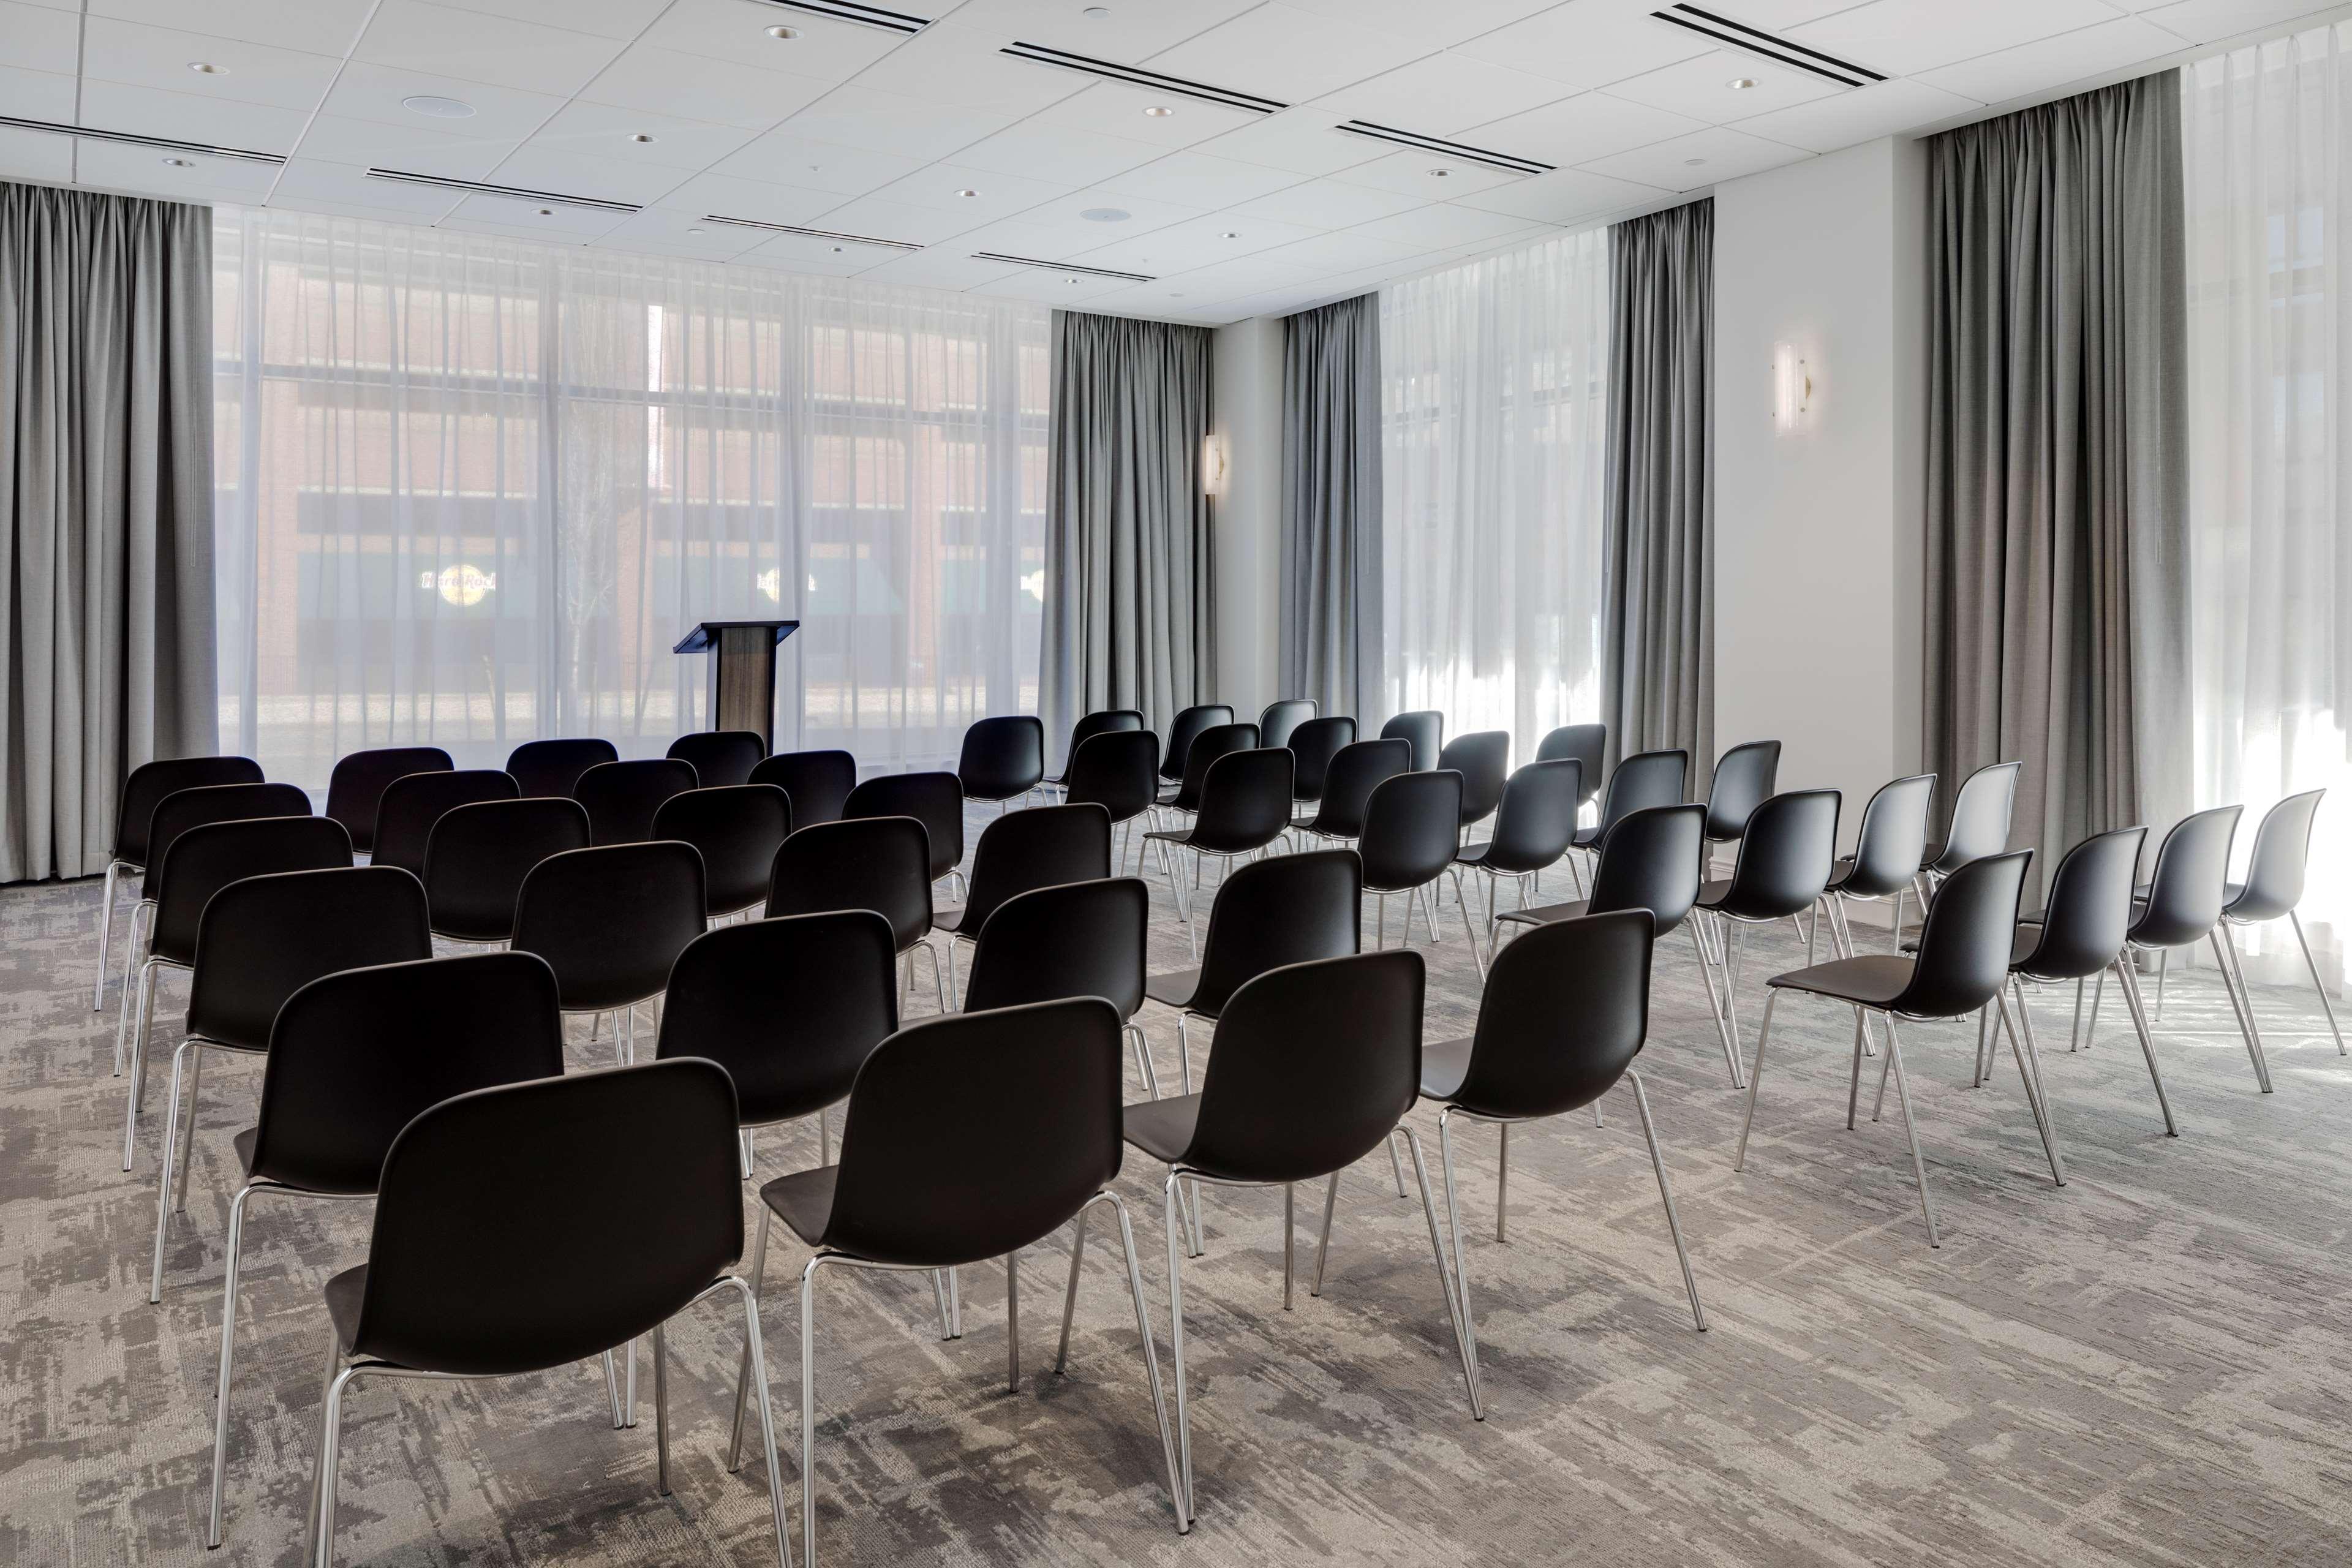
[673,620,798,749]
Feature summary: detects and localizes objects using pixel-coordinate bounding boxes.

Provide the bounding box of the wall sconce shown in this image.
[1773,341,1811,431]
[1203,432,1228,496]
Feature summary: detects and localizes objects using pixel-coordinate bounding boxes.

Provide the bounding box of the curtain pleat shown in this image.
[1280,294,1384,722]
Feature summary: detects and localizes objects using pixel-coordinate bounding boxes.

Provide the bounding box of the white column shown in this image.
[1211,315,1285,718]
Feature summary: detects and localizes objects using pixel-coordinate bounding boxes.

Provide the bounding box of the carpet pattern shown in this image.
[6,822,2352,1567]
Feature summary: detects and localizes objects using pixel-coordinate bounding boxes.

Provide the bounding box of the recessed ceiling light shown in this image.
[401,94,475,119]
[536,207,554,216]
[1065,276,1082,283]
[629,133,656,144]
[1684,157,1708,167]
[1142,105,1174,118]
[1080,206,1130,222]
[766,24,799,39]
[832,246,845,252]
[1428,167,1450,177]
[1170,292,1185,298]
[187,62,226,75]
[1727,77,1757,90]
[956,187,980,197]
[1218,230,1239,239]
[1083,6,1110,17]
[160,156,193,167]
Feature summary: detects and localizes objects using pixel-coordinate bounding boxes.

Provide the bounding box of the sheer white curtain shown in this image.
[1378,231,1611,742]
[2183,29,2352,991]
[211,208,1049,790]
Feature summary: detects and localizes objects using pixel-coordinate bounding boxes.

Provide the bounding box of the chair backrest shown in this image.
[1934,760,2022,873]
[957,715,1046,801]
[1894,849,2033,1019]
[765,816,933,952]
[2230,789,2326,923]
[657,910,898,1128]
[573,758,699,846]
[2019,826,2146,982]
[141,782,314,899]
[1589,804,1706,932]
[1842,774,1937,899]
[184,865,431,1050]
[1166,722,1259,813]
[1286,715,1357,802]
[1449,910,1655,1119]
[1187,951,1424,1183]
[151,815,355,965]
[1162,704,1235,782]
[351,1059,741,1376]
[1480,759,1583,874]
[371,769,519,879]
[1379,710,1444,771]
[962,877,1148,1019]
[1303,737,1410,837]
[748,748,859,827]
[1188,848,1363,1016]
[2130,804,2243,950]
[1714,789,1840,921]
[1705,740,1782,842]
[325,747,454,854]
[247,951,565,1195]
[511,842,707,1012]
[1065,729,1161,824]
[1358,769,1464,891]
[1599,749,1690,838]
[1258,698,1317,750]
[844,771,965,883]
[652,784,794,916]
[1439,731,1512,826]
[114,755,263,864]
[1058,709,1145,780]
[956,802,1113,932]
[666,729,766,790]
[1536,723,1607,806]
[420,797,590,942]
[1187,748,1295,854]
[824,998,1123,1268]
[505,737,618,799]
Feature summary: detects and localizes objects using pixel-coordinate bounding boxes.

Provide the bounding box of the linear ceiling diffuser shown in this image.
[702,214,923,250]
[971,252,1153,282]
[1648,4,1885,88]
[750,0,930,36]
[0,115,285,163]
[998,43,1285,114]
[364,169,641,213]
[1332,121,1551,177]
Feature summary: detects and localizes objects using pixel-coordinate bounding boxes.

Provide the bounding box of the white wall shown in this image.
[1211,315,1284,717]
[1712,137,1929,861]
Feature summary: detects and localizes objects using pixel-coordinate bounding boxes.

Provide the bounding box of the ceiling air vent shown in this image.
[750,0,930,36]
[971,252,1153,283]
[364,170,640,213]
[1648,4,1885,88]
[1332,122,1551,178]
[998,43,1285,115]
[703,215,923,251]
[0,115,285,163]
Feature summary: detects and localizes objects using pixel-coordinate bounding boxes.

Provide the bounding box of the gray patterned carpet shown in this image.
[7,828,2352,1567]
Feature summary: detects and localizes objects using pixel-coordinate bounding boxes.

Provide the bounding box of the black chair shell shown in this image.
[938,803,1111,936]
[1578,749,1688,850]
[1258,699,1317,750]
[653,784,794,918]
[2130,805,2241,951]
[766,816,933,955]
[505,737,617,799]
[1927,760,2022,873]
[1150,849,1362,1019]
[1380,710,1443,772]
[1536,724,1606,809]
[1893,850,2034,1017]
[184,865,431,1050]
[1462,759,1581,875]
[1162,704,1235,783]
[2017,827,2146,982]
[1049,709,1144,786]
[667,729,767,790]
[750,749,858,828]
[150,816,355,965]
[141,783,314,901]
[325,747,454,855]
[1430,910,1654,1120]
[1295,737,1409,839]
[512,842,707,1014]
[1439,731,1512,829]
[1175,748,1294,855]
[113,756,264,865]
[1286,716,1357,804]
[1065,729,1161,826]
[1159,722,1258,814]
[845,771,965,884]
[1831,774,1937,899]
[1703,790,1840,923]
[1586,804,1706,931]
[1359,769,1463,893]
[1704,741,1782,843]
[574,758,699,846]
[420,797,591,942]
[371,769,519,879]
[957,715,1046,803]
[2228,790,2325,924]
[962,878,1148,1020]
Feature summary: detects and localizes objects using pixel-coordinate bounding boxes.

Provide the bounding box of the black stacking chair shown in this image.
[1146,747,1294,954]
[1823,774,1937,957]
[512,842,706,1061]
[1439,731,1512,836]
[1737,850,2046,1248]
[420,797,591,943]
[1123,950,1480,1504]
[1703,740,1782,870]
[146,865,432,1301]
[845,770,965,892]
[369,769,518,880]
[958,715,1046,807]
[1286,715,1357,808]
[1450,759,1581,973]
[505,737,618,798]
[653,785,794,921]
[750,748,858,827]
[1155,722,1259,815]
[1923,758,2022,891]
[963,878,1161,1097]
[93,755,262,1012]
[2219,790,2341,1057]
[668,729,766,790]
[935,803,1112,998]
[200,952,564,1548]
[767,816,943,1010]
[659,911,897,1174]
[1359,769,1471,951]
[574,757,699,846]
[1694,790,1841,1086]
[1291,736,1409,846]
[118,815,354,1163]
[2093,806,2265,1089]
[1065,729,1161,872]
[1046,709,1144,796]
[1380,710,1443,771]
[1258,698,1316,750]
[324,746,453,856]
[304,1060,793,1568]
[1569,748,1688,894]
[739,998,1185,1562]
[1536,723,1607,816]
[1161,703,1234,787]
[1416,911,1702,1411]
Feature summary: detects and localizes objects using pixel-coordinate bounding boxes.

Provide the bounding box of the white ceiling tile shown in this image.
[1732,77,1984,151]
[1226,176,1423,229]
[1341,202,1540,250]
[845,21,1085,116]
[854,247,1028,290]
[1602,50,1844,126]
[1248,227,1434,276]
[579,45,831,132]
[445,189,629,236]
[1787,0,2130,78]
[78,20,335,113]
[2138,0,2342,42]
[0,123,74,183]
[943,213,1102,258]
[320,62,568,144]
[1153,254,1325,294]
[77,78,313,153]
[747,227,925,269]
[953,123,1166,186]
[1314,53,1575,137]
[293,113,519,179]
[1335,148,1522,198]
[89,0,375,59]
[1144,3,1431,102]
[1694,0,1865,23]
[1917,17,2186,103]
[271,156,463,217]
[979,187,1212,249]
[968,266,1134,303]
[1452,0,1715,88]
[861,159,1072,218]
[0,2,81,76]
[1576,124,1809,189]
[804,194,995,244]
[597,204,770,257]
[77,135,281,197]
[1466,90,1707,165]
[431,0,670,39]
[1451,164,1668,222]
[1280,0,1561,48]
[355,0,629,98]
[710,131,924,197]
[488,143,688,205]
[648,169,843,224]
[1074,211,1326,271]
[1077,278,1240,320]
[0,64,78,123]
[944,0,1259,61]
[1092,151,1302,209]
[643,0,902,81]
[436,215,595,244]
[528,100,761,173]
[734,246,873,278]
[1195,107,1383,176]
[1028,81,1263,148]
[780,86,1012,161]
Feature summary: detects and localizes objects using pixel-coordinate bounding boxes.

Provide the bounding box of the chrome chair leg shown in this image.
[1126,1023,1161,1098]
[1281,1183,1295,1310]
[2288,910,2346,1055]
[1879,1018,1941,1247]
[2212,928,2274,1092]
[94,859,121,1014]
[1399,1128,1482,1420]
[1996,989,2065,1186]
[1162,1173,1194,1516]
[1055,1210,1087,1370]
[1385,1129,1407,1197]
[1495,1122,1509,1241]
[119,951,160,1170]
[1732,989,1780,1170]
[1627,1071,1705,1332]
[1686,922,1741,1085]
[2155,948,2169,1018]
[1434,1109,1481,1390]
[151,1039,207,1302]
[1845,1007,1866,1130]
[2069,974,2086,1052]
[2110,958,2179,1136]
[206,1182,258,1546]
[1310,1171,1340,1297]
[651,1321,672,1496]
[1006,1250,1021,1392]
[730,1208,776,1469]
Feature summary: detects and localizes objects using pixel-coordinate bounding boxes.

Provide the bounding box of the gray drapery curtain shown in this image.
[1602,199,1714,772]
[1041,309,1215,763]
[0,183,216,884]
[1280,293,1384,720]
[1924,72,2190,889]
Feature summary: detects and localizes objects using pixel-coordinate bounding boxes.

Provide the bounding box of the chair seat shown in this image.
[1901,929,2037,967]
[1291,818,1350,839]
[1453,843,1493,869]
[1419,1035,1474,1101]
[1765,955,1914,1007]
[1571,824,1602,849]
[1121,1094,1200,1166]
[1697,876,1732,906]
[1494,897,1590,929]
[233,1126,259,1176]
[325,1264,368,1352]
[1144,968,1207,1013]
[759,1165,841,1248]
[933,907,967,934]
